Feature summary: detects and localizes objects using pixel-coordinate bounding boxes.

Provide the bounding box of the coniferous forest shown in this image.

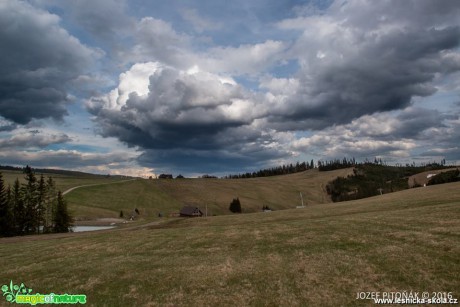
[224,160,315,179]
[0,166,72,237]
[325,162,454,202]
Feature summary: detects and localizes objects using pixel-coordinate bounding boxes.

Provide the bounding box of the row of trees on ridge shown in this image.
[224,161,315,179]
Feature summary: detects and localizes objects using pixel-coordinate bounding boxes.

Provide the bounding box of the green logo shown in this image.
[2,281,33,303]
[1,281,86,305]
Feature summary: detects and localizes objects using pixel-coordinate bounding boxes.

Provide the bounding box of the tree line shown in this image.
[318,158,358,171]
[224,161,315,179]
[317,157,451,172]
[0,166,72,237]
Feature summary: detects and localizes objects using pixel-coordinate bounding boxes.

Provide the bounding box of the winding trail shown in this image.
[62,179,137,195]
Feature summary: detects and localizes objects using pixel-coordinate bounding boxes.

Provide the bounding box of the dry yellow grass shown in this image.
[1,182,459,306]
[61,168,354,220]
[0,169,126,194]
[152,168,354,215]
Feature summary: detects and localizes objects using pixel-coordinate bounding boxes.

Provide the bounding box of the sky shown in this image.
[1,0,460,177]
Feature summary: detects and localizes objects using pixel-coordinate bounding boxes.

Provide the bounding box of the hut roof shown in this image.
[180,206,203,216]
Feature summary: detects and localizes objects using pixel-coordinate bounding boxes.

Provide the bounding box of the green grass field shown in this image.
[1,169,127,195]
[1,181,459,306]
[3,168,354,221]
[64,168,354,220]
[65,179,181,220]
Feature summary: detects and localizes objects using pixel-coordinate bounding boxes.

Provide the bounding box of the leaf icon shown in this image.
[13,285,19,291]
[28,289,33,294]
[1,285,7,293]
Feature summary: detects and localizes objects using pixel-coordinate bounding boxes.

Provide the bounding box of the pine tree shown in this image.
[0,172,14,237]
[22,166,38,234]
[53,191,72,233]
[43,177,57,233]
[11,178,25,235]
[36,175,46,234]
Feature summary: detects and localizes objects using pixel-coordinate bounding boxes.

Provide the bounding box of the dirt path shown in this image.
[62,179,136,195]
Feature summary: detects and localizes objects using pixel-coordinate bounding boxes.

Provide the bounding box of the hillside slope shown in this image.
[155,168,354,214]
[66,168,354,219]
[1,169,127,193]
[1,182,459,306]
[408,167,459,187]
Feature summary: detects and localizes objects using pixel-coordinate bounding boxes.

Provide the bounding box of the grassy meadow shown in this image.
[65,179,181,220]
[65,168,354,220]
[0,181,459,306]
[1,169,127,195]
[3,168,354,221]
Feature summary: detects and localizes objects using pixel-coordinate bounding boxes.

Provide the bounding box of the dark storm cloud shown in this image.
[271,26,460,130]
[331,0,460,33]
[292,106,451,161]
[88,64,292,172]
[0,118,17,132]
[392,108,445,140]
[137,142,289,174]
[0,0,97,124]
[90,66,254,150]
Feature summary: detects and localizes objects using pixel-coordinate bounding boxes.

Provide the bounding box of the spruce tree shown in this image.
[0,172,14,237]
[36,175,46,234]
[43,177,57,233]
[11,178,25,235]
[22,166,38,234]
[53,191,72,233]
[229,198,242,213]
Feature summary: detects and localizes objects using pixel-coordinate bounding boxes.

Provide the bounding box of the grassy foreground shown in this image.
[0,182,459,306]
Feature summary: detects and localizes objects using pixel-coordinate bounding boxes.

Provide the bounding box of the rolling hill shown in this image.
[0,168,129,194]
[3,165,457,222]
[63,168,355,220]
[1,181,459,306]
[408,167,459,187]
